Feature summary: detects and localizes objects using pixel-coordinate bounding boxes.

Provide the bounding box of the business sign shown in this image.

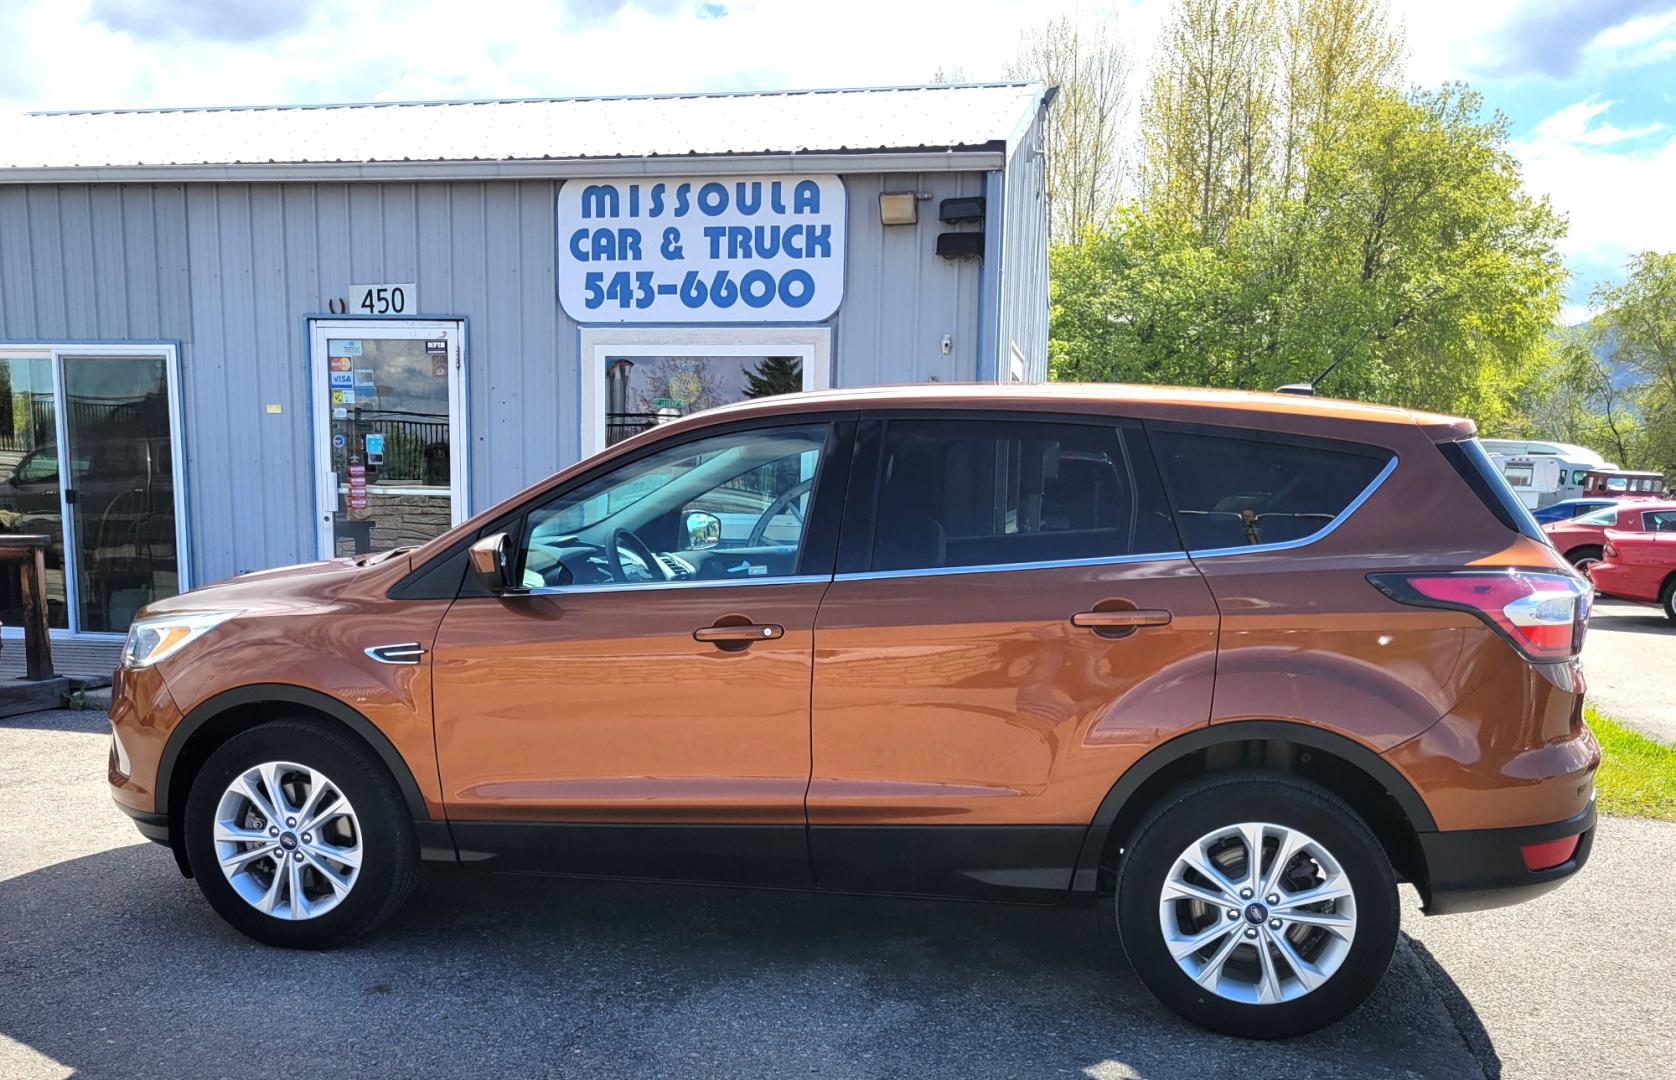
[557,175,846,324]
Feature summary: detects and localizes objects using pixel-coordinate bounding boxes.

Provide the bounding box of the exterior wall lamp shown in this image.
[878,191,919,226]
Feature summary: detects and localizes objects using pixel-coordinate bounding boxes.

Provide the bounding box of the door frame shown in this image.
[577,325,832,458]
[0,340,190,640]
[307,319,467,560]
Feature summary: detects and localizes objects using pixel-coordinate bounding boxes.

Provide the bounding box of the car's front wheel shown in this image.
[1661,576,1676,624]
[1115,773,1399,1038]
[183,719,418,948]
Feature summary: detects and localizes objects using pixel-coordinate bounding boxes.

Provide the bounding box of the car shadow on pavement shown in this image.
[1586,608,1671,636]
[0,707,110,735]
[2,850,1499,1079]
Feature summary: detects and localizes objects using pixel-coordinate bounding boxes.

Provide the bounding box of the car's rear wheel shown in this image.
[1661,576,1676,624]
[1115,773,1398,1038]
[183,719,418,948]
[1566,545,1603,572]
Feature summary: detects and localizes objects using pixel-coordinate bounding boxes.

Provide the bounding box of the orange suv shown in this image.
[108,386,1598,1037]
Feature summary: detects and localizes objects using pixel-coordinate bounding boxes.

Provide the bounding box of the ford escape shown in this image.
[108,385,1598,1038]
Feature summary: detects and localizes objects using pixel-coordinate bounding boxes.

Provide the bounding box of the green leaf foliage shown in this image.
[1051,84,1567,427]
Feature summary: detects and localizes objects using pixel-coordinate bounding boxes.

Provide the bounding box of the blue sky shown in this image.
[0,0,1671,318]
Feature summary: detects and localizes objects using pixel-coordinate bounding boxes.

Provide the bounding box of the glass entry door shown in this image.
[0,345,187,636]
[309,321,465,558]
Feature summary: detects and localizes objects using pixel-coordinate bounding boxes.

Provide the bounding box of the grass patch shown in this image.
[1589,707,1676,821]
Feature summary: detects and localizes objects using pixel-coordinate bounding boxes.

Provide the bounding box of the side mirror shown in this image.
[683,510,721,551]
[467,532,518,593]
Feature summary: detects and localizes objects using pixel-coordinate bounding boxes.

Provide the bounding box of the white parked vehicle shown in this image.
[1480,439,1614,509]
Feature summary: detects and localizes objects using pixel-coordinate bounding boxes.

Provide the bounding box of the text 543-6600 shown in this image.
[582,268,817,312]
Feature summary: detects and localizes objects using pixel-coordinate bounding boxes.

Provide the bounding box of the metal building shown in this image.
[0,83,1051,639]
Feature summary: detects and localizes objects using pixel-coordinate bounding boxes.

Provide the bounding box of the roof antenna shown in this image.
[1274,322,1379,397]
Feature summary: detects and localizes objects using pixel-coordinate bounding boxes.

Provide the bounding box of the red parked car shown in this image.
[1544,500,1676,570]
[1590,526,1676,622]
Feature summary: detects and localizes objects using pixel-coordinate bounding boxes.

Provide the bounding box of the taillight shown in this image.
[1603,541,1618,559]
[1368,570,1590,662]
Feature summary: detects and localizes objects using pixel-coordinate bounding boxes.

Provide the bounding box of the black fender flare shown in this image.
[158,684,433,824]
[1071,719,1436,890]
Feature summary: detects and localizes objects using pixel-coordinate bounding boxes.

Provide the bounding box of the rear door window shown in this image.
[1149,427,1392,551]
[868,417,1179,572]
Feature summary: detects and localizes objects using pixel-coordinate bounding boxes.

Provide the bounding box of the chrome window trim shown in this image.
[1183,454,1399,559]
[521,573,832,596]
[834,549,1192,583]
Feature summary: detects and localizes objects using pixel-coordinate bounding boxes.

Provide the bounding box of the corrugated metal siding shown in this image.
[0,171,995,586]
[831,171,986,388]
[997,112,1050,383]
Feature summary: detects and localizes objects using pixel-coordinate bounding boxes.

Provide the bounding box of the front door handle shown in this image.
[693,623,784,644]
[1071,609,1173,637]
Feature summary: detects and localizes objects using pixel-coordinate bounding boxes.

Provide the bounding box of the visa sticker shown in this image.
[329,371,354,388]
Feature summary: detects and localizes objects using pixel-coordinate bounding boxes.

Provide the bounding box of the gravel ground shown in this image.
[4,706,1671,1079]
[1583,599,1676,742]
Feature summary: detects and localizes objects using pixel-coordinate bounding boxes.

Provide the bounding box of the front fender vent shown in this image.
[364,643,426,666]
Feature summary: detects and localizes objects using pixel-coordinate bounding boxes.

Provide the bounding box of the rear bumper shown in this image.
[1417,801,1595,915]
[1587,563,1659,604]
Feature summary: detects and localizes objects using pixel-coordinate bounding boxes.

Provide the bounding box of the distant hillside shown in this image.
[1563,319,1640,391]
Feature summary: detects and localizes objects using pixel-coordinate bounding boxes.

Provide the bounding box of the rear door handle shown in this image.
[1071,609,1172,631]
[693,623,784,644]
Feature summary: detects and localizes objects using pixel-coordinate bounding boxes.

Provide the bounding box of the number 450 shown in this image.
[358,286,407,315]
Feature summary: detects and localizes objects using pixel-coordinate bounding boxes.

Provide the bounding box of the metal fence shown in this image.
[356,413,449,483]
[607,411,665,446]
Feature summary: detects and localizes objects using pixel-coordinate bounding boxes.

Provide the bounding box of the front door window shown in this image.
[519,423,828,590]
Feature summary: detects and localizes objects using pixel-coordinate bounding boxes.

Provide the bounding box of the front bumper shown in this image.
[113,797,172,845]
[1417,801,1595,915]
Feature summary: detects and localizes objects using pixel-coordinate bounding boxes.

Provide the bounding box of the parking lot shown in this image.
[2,703,1671,1080]
[1583,599,1676,742]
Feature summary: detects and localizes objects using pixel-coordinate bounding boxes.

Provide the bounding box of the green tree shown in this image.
[1590,252,1676,472]
[1007,9,1135,243]
[742,356,803,398]
[1276,0,1405,199]
[1140,0,1276,240]
[1051,85,1567,425]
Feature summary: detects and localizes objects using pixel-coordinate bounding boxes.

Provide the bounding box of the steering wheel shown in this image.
[608,527,672,583]
[747,478,813,548]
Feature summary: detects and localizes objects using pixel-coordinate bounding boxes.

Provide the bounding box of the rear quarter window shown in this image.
[1149,427,1392,552]
[1436,439,1548,543]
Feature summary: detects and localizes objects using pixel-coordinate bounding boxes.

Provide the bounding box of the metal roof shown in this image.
[0,83,1045,180]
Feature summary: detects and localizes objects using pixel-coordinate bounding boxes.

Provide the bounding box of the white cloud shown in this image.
[0,0,1162,112]
[1528,98,1665,146]
[1514,97,1676,277]
[1559,302,1599,326]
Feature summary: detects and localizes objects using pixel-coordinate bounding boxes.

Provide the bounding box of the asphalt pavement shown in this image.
[1583,598,1676,742]
[4,705,1672,1079]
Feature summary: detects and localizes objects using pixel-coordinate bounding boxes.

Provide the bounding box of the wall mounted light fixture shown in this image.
[878,192,919,226]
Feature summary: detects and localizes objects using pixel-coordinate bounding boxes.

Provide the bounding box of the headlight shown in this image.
[121,611,238,668]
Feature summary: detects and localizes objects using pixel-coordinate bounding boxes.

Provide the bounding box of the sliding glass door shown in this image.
[0,345,187,636]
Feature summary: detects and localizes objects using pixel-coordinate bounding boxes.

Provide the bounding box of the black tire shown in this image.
[1115,773,1399,1039]
[1661,576,1676,624]
[1566,545,1602,570]
[184,719,419,948]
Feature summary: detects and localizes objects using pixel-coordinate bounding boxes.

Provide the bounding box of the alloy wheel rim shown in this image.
[213,761,362,920]
[1156,822,1357,1005]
